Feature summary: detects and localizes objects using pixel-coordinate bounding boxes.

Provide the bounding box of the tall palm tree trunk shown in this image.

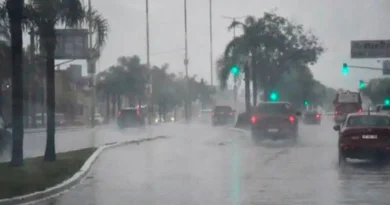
[251,51,257,107]
[244,62,251,113]
[105,91,109,123]
[0,79,3,116]
[43,32,56,161]
[7,0,24,166]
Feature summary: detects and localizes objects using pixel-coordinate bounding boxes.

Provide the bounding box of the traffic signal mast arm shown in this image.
[347,65,382,71]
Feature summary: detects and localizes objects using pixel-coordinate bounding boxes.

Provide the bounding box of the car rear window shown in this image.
[214,106,232,112]
[257,103,291,114]
[346,115,390,127]
[336,103,361,113]
[119,109,138,117]
[381,105,390,111]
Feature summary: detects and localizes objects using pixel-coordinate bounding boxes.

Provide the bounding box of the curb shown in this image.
[0,135,168,205]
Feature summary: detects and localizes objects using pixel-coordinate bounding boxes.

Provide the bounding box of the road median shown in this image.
[0,135,168,205]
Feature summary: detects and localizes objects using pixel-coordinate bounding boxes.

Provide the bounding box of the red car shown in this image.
[333,112,390,164]
[250,102,301,141]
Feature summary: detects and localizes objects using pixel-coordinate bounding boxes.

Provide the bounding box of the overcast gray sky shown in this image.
[78,0,389,90]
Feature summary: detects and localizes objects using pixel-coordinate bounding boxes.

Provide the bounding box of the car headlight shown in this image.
[171,117,175,121]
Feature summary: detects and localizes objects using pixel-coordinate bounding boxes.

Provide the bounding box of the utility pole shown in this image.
[146,0,153,125]
[209,0,213,86]
[184,0,190,122]
[29,24,36,128]
[88,0,96,127]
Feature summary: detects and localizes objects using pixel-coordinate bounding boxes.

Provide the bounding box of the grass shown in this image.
[0,147,97,199]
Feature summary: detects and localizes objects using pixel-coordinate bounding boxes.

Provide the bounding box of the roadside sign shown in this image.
[351,40,390,58]
[54,29,89,59]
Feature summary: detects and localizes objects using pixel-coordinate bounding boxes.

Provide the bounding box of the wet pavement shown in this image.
[32,118,390,204]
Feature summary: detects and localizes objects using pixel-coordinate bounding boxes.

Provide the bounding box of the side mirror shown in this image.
[295,111,302,116]
[333,125,341,131]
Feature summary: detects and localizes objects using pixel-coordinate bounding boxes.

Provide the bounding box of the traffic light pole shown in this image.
[348,65,382,71]
[184,0,190,122]
[146,0,153,125]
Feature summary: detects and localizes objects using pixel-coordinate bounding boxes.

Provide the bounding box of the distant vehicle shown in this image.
[198,109,212,123]
[333,91,362,124]
[211,105,235,126]
[117,107,145,128]
[250,102,301,141]
[302,110,321,125]
[90,113,104,125]
[0,116,11,151]
[376,104,390,114]
[333,112,390,164]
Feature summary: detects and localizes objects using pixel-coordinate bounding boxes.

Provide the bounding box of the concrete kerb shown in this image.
[0,135,169,205]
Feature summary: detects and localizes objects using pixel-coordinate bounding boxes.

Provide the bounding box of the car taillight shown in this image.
[316,114,320,118]
[334,110,339,115]
[289,116,295,122]
[358,109,362,112]
[250,115,257,123]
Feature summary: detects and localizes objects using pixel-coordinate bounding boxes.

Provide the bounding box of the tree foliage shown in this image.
[97,55,215,112]
[218,11,332,108]
[361,78,390,105]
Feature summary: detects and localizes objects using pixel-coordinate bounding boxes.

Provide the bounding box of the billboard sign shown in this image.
[351,40,390,58]
[54,29,89,59]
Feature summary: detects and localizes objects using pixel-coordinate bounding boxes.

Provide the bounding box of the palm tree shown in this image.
[0,22,11,117]
[5,0,24,166]
[24,0,108,161]
[223,16,260,109]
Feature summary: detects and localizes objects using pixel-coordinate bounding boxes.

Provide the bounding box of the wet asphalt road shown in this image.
[34,117,390,205]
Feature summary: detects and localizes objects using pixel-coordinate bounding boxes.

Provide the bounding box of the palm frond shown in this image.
[56,0,84,27]
[82,8,108,51]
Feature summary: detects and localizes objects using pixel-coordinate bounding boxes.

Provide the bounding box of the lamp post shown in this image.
[184,0,190,122]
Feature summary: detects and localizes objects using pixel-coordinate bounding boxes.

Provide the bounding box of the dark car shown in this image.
[333,112,390,164]
[211,106,235,126]
[250,102,301,140]
[334,103,362,124]
[302,111,321,125]
[117,108,145,128]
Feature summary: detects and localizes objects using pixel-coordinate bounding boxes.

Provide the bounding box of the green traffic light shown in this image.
[230,65,239,75]
[304,101,309,106]
[269,91,278,101]
[359,80,365,89]
[385,99,390,105]
[341,63,349,75]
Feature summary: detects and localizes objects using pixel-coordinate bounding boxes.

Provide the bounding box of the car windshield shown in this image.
[214,106,232,112]
[119,109,138,118]
[336,103,361,113]
[257,103,291,114]
[346,115,390,127]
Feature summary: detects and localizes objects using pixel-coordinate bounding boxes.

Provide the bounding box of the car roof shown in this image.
[347,112,389,117]
[120,107,137,110]
[258,101,291,105]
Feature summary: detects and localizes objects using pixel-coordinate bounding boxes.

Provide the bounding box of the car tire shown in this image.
[251,130,264,143]
[338,150,346,166]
